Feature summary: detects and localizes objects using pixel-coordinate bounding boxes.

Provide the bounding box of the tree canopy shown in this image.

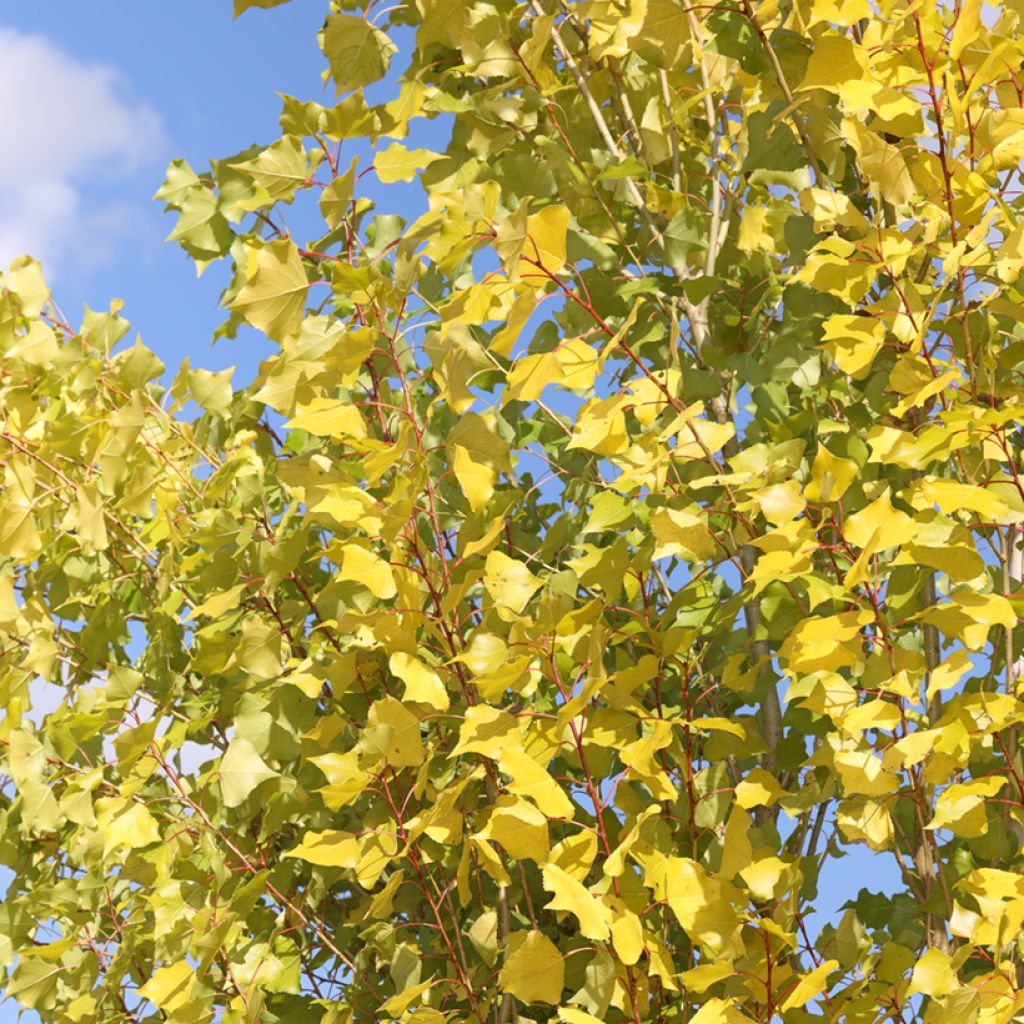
[2,1,1024,1022]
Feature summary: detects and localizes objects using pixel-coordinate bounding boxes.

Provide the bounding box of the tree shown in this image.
[2,0,1024,1021]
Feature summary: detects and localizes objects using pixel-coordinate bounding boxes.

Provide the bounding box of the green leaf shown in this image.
[320,14,397,95]
[219,737,280,808]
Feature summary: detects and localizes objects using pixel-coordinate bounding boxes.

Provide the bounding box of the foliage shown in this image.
[2,0,1024,1022]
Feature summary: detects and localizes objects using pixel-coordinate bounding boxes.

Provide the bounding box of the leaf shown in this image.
[611,910,644,965]
[286,397,367,439]
[185,583,246,621]
[229,239,308,341]
[650,857,740,953]
[909,947,959,997]
[927,777,1005,838]
[497,745,574,819]
[797,34,867,91]
[389,651,449,710]
[498,930,564,1005]
[541,863,613,940]
[844,488,915,550]
[284,830,358,867]
[949,0,982,60]
[368,697,424,766]
[6,959,62,1011]
[137,962,196,1013]
[219,736,280,808]
[187,364,235,415]
[319,156,359,230]
[779,959,838,1011]
[320,14,397,95]
[478,797,549,862]
[483,551,542,614]
[339,543,397,599]
[521,205,569,275]
[734,768,784,809]
[690,998,754,1024]
[234,0,292,15]
[231,134,309,204]
[95,798,161,855]
[375,143,442,183]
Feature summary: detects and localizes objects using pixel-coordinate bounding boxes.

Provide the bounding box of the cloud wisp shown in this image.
[0,26,164,278]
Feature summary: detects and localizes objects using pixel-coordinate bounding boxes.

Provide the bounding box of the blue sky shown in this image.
[0,5,904,1020]
[0,1,332,386]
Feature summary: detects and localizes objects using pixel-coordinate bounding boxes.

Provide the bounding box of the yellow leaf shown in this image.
[93,799,158,860]
[457,632,508,675]
[754,480,804,524]
[805,445,858,503]
[611,910,644,965]
[448,412,511,511]
[844,488,915,550]
[780,959,838,1011]
[734,768,784,809]
[806,0,872,26]
[380,979,433,1016]
[834,750,898,797]
[184,584,246,621]
[219,736,281,808]
[559,1009,606,1024]
[567,394,630,455]
[498,930,564,1005]
[389,652,449,711]
[452,447,497,512]
[690,997,754,1024]
[927,777,1005,838]
[650,857,740,953]
[374,142,441,183]
[450,705,521,758]
[137,962,196,1014]
[821,314,886,378]
[521,205,569,275]
[498,745,574,819]
[913,478,1010,519]
[843,528,879,590]
[284,829,359,867]
[719,808,752,881]
[840,698,901,735]
[472,835,512,886]
[843,118,915,205]
[549,829,598,881]
[339,543,397,599]
[479,797,550,862]
[286,397,367,439]
[926,648,972,701]
[949,0,982,60]
[483,551,542,614]
[679,962,734,993]
[368,697,424,766]
[650,507,717,562]
[837,796,893,851]
[505,338,599,404]
[909,947,958,997]
[740,856,791,902]
[541,863,612,940]
[798,33,868,91]
[229,239,308,341]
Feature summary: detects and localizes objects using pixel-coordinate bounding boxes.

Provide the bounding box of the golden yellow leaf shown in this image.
[541,863,612,940]
[339,543,397,599]
[389,652,449,711]
[498,930,564,1005]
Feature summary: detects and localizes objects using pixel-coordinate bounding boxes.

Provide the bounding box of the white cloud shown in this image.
[0,26,163,277]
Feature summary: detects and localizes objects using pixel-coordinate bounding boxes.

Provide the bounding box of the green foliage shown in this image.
[2,1,1024,1022]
